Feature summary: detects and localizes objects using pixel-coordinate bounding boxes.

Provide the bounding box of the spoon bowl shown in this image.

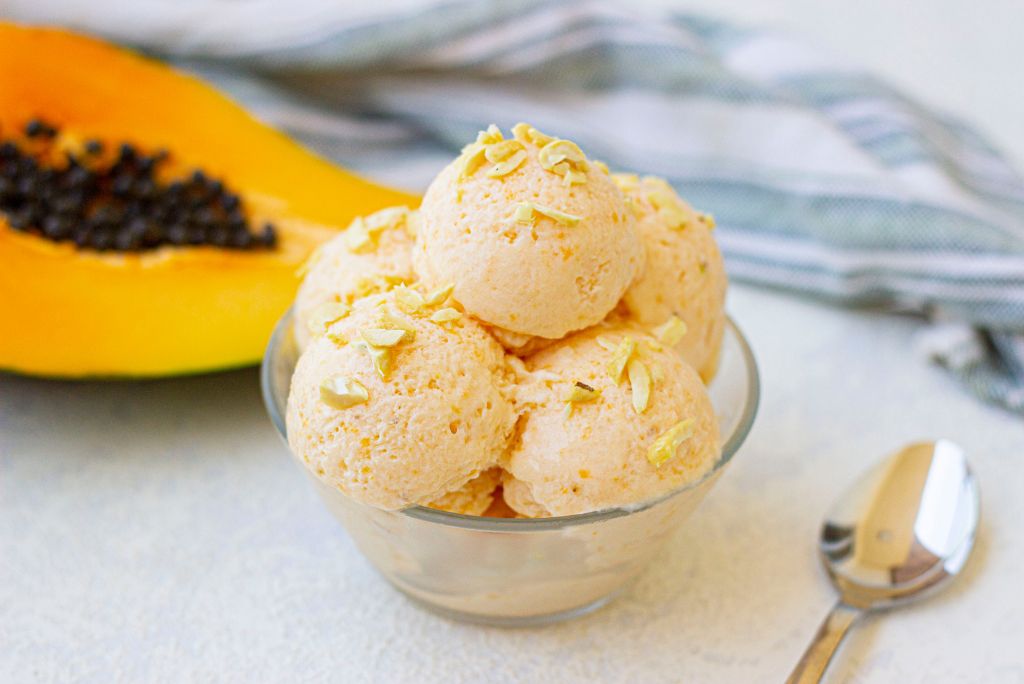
[787,440,980,683]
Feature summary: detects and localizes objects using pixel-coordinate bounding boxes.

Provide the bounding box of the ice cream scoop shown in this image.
[613,174,727,382]
[286,289,517,510]
[504,323,721,517]
[415,124,643,341]
[294,206,418,350]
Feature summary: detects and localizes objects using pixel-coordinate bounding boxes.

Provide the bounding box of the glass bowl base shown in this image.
[390,581,625,628]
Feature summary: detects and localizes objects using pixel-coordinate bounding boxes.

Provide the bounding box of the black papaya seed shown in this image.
[0,119,276,252]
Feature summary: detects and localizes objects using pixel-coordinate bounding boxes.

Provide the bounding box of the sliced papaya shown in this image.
[0,23,418,377]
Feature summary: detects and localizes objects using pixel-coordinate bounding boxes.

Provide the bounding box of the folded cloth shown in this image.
[9,0,1024,413]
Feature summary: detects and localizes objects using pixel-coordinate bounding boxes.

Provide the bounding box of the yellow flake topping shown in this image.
[593,160,610,175]
[640,337,664,353]
[430,307,462,324]
[563,381,600,417]
[549,161,570,176]
[563,169,588,186]
[377,312,417,342]
[394,285,426,314]
[529,128,554,147]
[661,207,690,231]
[392,282,458,318]
[649,362,665,383]
[607,337,637,383]
[460,127,535,179]
[476,124,504,145]
[512,201,535,224]
[353,341,395,380]
[320,376,369,410]
[595,336,617,352]
[627,359,651,414]
[653,316,688,347]
[360,328,409,348]
[352,273,406,300]
[486,149,528,178]
[611,173,640,193]
[642,177,691,230]
[539,139,587,176]
[647,419,696,467]
[354,316,416,379]
[306,301,351,337]
[566,381,600,403]
[698,212,716,229]
[509,201,582,226]
[424,282,455,306]
[485,139,525,163]
[458,143,488,179]
[605,336,657,412]
[345,207,412,252]
[532,202,582,226]
[511,122,553,147]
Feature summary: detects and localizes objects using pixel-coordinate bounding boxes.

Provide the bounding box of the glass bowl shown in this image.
[262,309,759,627]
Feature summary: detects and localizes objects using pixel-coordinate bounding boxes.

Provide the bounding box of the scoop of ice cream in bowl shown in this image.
[262,124,759,626]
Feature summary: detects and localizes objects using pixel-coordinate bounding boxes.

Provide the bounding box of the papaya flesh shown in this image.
[0,23,419,377]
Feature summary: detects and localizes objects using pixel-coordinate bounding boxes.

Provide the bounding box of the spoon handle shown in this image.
[785,602,862,684]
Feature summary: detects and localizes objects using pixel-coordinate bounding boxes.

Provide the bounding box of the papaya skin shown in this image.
[0,23,419,377]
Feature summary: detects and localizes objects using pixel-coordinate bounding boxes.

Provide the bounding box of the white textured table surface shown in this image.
[3,285,1024,683]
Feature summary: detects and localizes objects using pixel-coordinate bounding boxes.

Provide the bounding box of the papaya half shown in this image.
[0,23,419,377]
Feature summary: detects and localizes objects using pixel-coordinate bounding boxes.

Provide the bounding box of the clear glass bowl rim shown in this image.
[261,308,759,532]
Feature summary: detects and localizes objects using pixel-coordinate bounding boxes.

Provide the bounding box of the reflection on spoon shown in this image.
[786,440,980,684]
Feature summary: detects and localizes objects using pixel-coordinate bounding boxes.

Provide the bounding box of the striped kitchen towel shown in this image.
[8,0,1024,413]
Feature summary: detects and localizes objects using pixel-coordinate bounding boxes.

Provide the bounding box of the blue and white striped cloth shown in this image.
[10,0,1024,413]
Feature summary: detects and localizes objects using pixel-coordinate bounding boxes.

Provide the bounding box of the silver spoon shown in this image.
[786,440,980,684]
